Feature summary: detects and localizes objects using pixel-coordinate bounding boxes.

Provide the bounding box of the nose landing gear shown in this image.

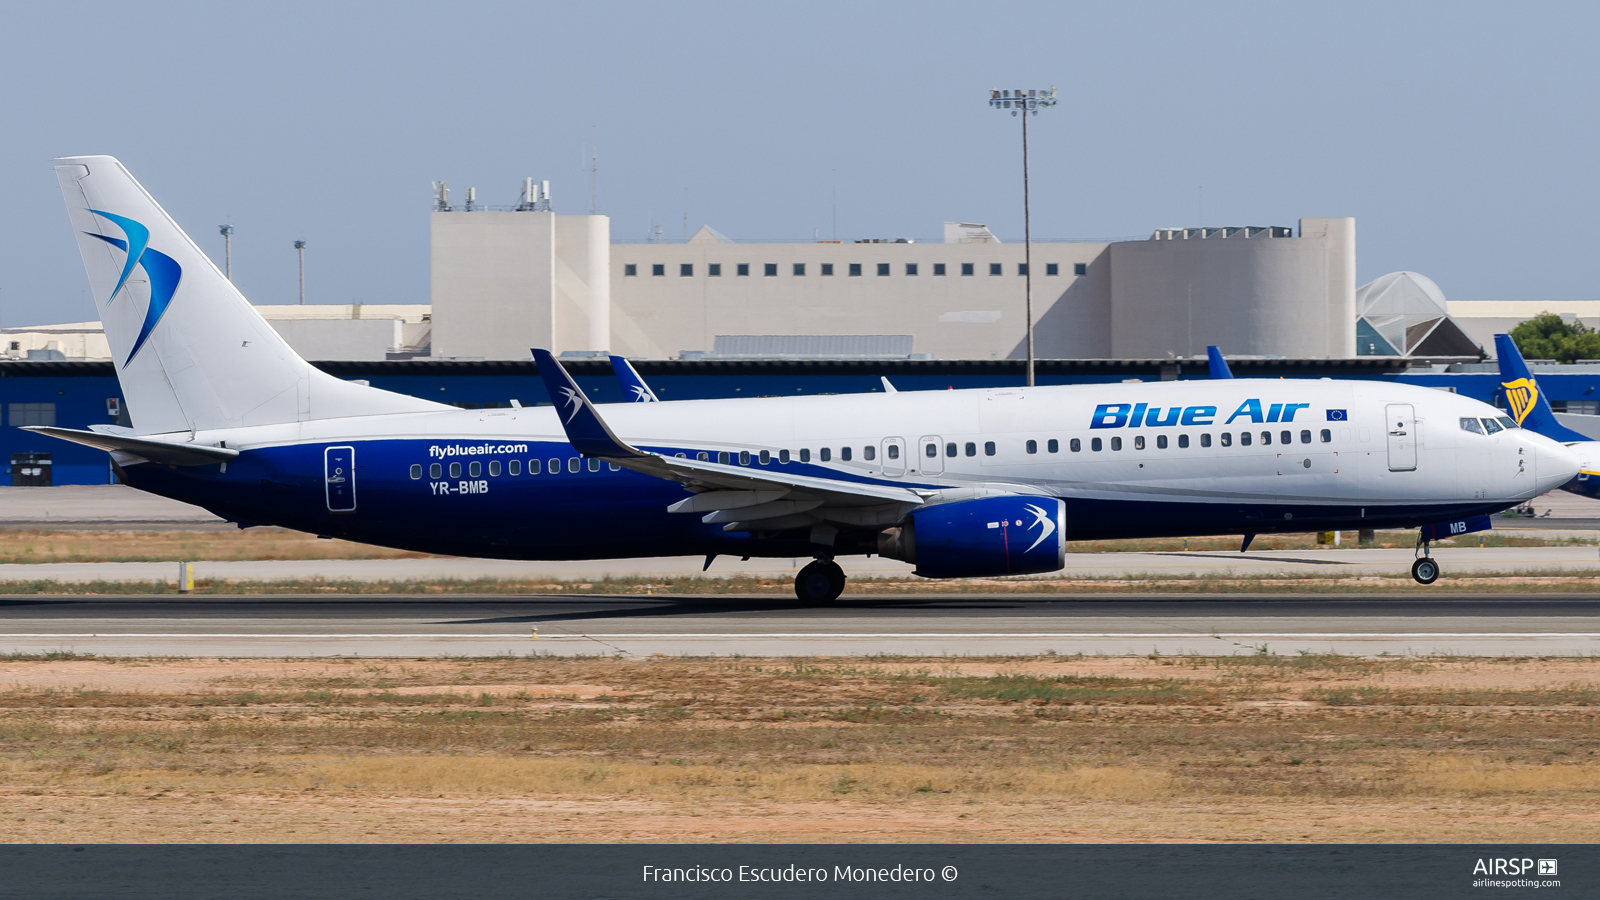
[795,559,847,603]
[1412,535,1440,585]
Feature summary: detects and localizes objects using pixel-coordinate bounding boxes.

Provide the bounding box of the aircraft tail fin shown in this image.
[609,355,659,402]
[53,156,444,435]
[1207,345,1234,379]
[1493,333,1590,442]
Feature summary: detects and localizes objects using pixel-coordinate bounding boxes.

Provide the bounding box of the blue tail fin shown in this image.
[1206,345,1233,380]
[1493,334,1590,442]
[531,349,646,458]
[609,355,659,402]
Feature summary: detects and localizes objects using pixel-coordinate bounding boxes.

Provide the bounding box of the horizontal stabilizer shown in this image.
[24,426,238,466]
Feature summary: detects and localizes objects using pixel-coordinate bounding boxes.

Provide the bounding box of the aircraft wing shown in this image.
[24,426,239,466]
[532,349,925,532]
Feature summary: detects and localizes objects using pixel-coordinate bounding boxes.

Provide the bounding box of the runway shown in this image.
[2,593,1597,657]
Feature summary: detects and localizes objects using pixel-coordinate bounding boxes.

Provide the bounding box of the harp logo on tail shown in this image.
[1502,378,1539,426]
[83,210,183,368]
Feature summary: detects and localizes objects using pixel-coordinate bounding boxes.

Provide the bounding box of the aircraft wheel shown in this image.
[795,560,847,604]
[1411,557,1440,585]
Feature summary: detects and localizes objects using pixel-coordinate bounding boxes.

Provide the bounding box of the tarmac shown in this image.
[0,593,1597,658]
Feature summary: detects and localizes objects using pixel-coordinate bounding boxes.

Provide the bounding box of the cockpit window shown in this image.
[1497,416,1518,430]
[1460,417,1484,435]
[1481,417,1504,435]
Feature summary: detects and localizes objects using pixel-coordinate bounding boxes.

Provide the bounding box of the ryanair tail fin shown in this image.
[54,156,444,435]
[1492,333,1590,442]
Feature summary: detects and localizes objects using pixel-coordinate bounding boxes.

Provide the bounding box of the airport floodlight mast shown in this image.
[989,87,1057,387]
[218,225,233,281]
[294,240,306,305]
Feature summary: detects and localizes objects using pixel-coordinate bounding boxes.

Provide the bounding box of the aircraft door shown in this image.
[881,437,906,476]
[918,435,944,475]
[1385,404,1417,472]
[325,445,357,512]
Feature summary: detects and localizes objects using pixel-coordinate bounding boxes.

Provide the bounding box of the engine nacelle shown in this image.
[878,496,1065,579]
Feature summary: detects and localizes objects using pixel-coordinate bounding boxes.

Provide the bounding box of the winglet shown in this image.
[609,355,659,402]
[1492,334,1590,441]
[532,349,647,458]
[1207,345,1233,380]
[880,376,898,394]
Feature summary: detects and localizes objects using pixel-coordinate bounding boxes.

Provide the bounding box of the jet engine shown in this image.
[878,496,1066,579]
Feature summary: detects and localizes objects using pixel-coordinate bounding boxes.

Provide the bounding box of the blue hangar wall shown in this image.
[3,356,1583,486]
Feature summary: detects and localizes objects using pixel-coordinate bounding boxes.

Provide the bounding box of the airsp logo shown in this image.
[1472,858,1554,876]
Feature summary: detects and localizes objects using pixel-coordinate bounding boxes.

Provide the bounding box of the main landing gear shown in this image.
[795,559,847,604]
[1412,535,1440,585]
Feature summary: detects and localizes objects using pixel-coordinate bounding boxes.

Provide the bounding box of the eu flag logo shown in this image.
[1326,409,1348,421]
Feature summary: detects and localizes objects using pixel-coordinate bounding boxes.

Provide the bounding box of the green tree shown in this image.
[1509,312,1600,363]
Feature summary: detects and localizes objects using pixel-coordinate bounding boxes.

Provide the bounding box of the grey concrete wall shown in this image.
[431,211,553,360]
[608,242,1112,359]
[267,318,403,362]
[1108,235,1337,358]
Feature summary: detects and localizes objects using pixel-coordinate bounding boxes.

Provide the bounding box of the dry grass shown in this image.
[0,655,1598,842]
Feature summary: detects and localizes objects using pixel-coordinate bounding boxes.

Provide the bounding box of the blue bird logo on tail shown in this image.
[83,209,182,367]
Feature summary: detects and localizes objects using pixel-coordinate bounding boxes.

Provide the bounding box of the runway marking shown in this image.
[4,633,1599,639]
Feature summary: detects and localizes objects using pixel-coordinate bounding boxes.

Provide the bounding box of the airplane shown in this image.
[1491,333,1600,498]
[27,156,1580,600]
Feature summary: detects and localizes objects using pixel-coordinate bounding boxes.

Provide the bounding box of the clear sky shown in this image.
[2,1,1595,327]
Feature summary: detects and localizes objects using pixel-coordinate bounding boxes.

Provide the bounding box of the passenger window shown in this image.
[864,446,876,461]
[1048,439,1059,453]
[965,442,976,457]
[887,445,899,459]
[841,447,852,461]
[1300,430,1311,444]
[1482,418,1504,435]
[1460,417,1484,434]
[449,462,462,478]
[588,458,601,472]
[1156,434,1168,449]
[759,450,771,465]
[1241,433,1252,446]
[925,443,937,458]
[1199,433,1209,447]
[548,458,560,474]
[820,448,832,462]
[946,442,957,457]
[568,458,580,473]
[609,462,620,471]
[1259,432,1270,445]
[698,451,710,461]
[800,448,811,463]
[1026,439,1038,454]
[1110,437,1122,451]
[1178,434,1189,448]
[675,453,685,458]
[488,460,500,477]
[739,450,751,465]
[430,463,442,479]
[984,441,996,456]
[509,459,522,475]
[1133,435,1145,450]
[410,464,422,480]
[718,451,730,464]
[1320,429,1331,443]
[1091,437,1102,451]
[529,459,542,474]
[469,461,481,477]
[779,449,790,463]
[1221,433,1232,447]
[1070,438,1081,452]
[1280,431,1292,445]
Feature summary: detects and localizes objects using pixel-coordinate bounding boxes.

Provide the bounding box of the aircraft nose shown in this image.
[1534,437,1581,494]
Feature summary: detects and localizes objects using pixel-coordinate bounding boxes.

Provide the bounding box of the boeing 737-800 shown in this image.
[29,157,1580,599]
